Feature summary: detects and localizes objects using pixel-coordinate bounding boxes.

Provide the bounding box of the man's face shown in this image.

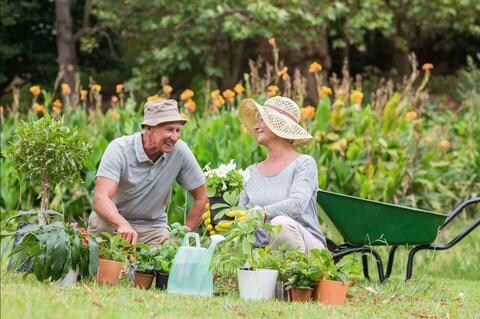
[146,122,183,153]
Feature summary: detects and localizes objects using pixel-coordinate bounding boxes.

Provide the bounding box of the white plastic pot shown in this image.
[54,268,79,287]
[237,268,278,300]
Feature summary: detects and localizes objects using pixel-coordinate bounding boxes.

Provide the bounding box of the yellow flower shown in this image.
[222,89,235,103]
[211,89,221,98]
[268,38,276,46]
[116,84,124,94]
[32,103,46,114]
[61,83,71,96]
[30,85,41,97]
[80,89,88,101]
[213,95,225,109]
[350,90,364,104]
[266,85,279,97]
[180,89,194,101]
[300,106,315,121]
[147,94,164,102]
[422,63,434,72]
[439,140,450,151]
[111,96,119,105]
[319,86,333,98]
[233,83,245,95]
[91,84,102,93]
[163,85,173,94]
[185,99,197,112]
[53,99,62,109]
[405,111,418,122]
[111,108,120,120]
[314,131,323,142]
[308,62,322,74]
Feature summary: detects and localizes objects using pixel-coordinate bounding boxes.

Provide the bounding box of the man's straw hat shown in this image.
[239,96,312,147]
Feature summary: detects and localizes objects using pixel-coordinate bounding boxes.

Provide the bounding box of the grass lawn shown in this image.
[2,218,479,318]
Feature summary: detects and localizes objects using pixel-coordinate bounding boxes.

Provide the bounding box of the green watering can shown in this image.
[167,232,224,296]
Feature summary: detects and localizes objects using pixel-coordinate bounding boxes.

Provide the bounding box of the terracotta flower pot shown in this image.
[96,258,123,285]
[134,271,154,289]
[314,279,348,305]
[290,288,313,302]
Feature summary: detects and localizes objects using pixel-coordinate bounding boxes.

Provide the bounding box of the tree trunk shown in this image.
[55,0,77,94]
[39,179,50,225]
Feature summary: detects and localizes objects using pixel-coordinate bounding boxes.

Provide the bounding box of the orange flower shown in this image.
[30,85,41,97]
[319,86,333,98]
[405,111,418,122]
[266,85,279,97]
[222,89,235,103]
[32,103,46,114]
[350,90,364,104]
[91,84,102,93]
[53,99,62,109]
[213,95,225,109]
[53,106,61,114]
[439,140,450,151]
[234,83,245,94]
[277,66,289,80]
[300,106,315,121]
[0,106,3,114]
[268,38,276,46]
[308,62,322,74]
[116,84,124,94]
[111,96,119,105]
[163,85,173,94]
[180,89,194,101]
[61,83,71,96]
[80,89,88,101]
[185,99,197,112]
[422,63,434,72]
[211,90,221,98]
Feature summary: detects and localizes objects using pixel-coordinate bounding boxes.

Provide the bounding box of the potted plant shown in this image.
[211,209,281,300]
[2,116,94,286]
[3,219,98,286]
[95,232,132,285]
[133,243,156,289]
[203,160,249,227]
[312,250,361,305]
[283,250,322,302]
[152,223,187,290]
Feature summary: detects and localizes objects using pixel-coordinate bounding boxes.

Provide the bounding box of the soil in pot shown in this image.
[290,288,313,302]
[96,258,123,285]
[155,272,169,290]
[314,279,348,305]
[134,271,154,289]
[208,197,234,227]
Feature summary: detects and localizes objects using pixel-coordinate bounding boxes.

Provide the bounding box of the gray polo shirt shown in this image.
[96,132,205,227]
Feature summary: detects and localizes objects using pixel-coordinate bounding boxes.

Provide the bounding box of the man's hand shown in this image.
[116,221,138,245]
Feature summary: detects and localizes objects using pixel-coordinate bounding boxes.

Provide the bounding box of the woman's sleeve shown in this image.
[264,156,318,219]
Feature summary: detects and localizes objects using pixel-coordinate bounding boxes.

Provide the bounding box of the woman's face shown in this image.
[254,114,277,145]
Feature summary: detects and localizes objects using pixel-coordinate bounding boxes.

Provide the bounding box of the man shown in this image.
[88,99,208,245]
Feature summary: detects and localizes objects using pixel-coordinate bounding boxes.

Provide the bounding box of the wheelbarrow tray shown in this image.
[317,190,447,246]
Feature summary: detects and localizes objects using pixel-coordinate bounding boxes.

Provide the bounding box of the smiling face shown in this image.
[254,114,277,145]
[143,122,183,157]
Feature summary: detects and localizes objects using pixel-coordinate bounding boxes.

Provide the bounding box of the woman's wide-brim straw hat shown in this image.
[239,96,313,147]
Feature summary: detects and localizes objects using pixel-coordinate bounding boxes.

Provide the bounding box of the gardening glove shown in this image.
[202,202,216,236]
[214,207,266,233]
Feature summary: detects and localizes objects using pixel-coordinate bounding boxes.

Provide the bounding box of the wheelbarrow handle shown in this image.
[442,197,480,229]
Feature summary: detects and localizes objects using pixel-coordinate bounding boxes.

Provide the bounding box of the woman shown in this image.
[237,96,326,253]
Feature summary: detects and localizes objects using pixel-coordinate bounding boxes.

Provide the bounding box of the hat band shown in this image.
[263,103,298,122]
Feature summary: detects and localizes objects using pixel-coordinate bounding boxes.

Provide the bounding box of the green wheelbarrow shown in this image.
[317,190,480,282]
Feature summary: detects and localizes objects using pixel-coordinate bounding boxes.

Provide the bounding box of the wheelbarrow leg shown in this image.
[362,254,370,280]
[385,246,398,279]
[369,249,386,283]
